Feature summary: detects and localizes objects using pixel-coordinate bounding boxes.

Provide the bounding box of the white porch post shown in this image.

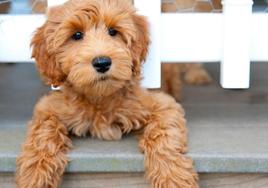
[221,0,253,88]
[134,0,161,88]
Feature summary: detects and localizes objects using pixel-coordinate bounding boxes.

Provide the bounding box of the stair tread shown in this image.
[0,63,268,173]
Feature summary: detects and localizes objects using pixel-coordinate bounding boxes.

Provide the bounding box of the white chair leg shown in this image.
[221,0,253,89]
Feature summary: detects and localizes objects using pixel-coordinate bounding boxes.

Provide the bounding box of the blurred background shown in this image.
[0,0,268,14]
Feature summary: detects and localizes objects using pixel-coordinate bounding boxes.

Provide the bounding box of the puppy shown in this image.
[16,0,198,188]
[28,0,211,102]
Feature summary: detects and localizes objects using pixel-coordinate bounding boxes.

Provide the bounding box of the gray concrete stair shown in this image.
[0,63,268,180]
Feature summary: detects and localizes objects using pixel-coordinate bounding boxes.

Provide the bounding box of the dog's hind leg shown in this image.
[183,63,212,85]
[161,63,183,101]
[16,115,72,188]
[139,92,198,188]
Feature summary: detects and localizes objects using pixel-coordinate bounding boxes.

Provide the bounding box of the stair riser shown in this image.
[1,173,268,188]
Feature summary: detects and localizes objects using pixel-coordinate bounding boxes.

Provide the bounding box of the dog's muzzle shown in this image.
[92,56,112,73]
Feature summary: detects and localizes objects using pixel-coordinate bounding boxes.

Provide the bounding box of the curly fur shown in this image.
[161,63,212,101]
[16,0,198,187]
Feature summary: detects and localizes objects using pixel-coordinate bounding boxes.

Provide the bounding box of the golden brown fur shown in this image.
[161,63,212,101]
[16,0,198,187]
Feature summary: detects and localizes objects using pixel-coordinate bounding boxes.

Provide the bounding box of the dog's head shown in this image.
[32,0,149,96]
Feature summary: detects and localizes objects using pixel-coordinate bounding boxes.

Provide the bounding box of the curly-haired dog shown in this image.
[16,0,198,187]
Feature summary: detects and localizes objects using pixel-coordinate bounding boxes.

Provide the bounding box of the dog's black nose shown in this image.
[92,56,112,73]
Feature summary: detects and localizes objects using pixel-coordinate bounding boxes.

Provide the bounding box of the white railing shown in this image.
[0,0,266,89]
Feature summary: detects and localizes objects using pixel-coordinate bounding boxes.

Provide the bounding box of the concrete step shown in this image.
[0,63,268,185]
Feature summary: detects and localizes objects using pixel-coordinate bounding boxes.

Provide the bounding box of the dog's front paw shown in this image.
[16,152,66,188]
[146,154,199,188]
[184,69,212,85]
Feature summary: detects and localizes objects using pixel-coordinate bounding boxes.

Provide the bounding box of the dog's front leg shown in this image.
[139,92,199,188]
[16,115,72,188]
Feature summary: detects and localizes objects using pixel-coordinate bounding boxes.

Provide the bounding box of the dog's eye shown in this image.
[72,31,84,40]
[108,28,118,37]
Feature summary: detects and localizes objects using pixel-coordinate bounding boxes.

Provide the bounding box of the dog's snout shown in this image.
[92,56,112,73]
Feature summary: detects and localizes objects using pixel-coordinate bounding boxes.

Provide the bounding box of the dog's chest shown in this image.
[59,99,148,137]
[59,103,108,136]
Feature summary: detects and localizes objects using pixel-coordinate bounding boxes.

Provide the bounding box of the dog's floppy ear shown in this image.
[31,20,65,86]
[131,14,150,76]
